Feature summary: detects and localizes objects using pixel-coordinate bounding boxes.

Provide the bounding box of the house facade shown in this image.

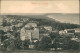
[59,29,75,35]
[25,23,37,28]
[20,23,39,41]
[44,26,52,31]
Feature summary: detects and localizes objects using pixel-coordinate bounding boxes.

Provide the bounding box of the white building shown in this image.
[59,30,66,35]
[20,27,39,41]
[59,29,75,35]
[44,26,52,31]
[64,29,75,33]
[25,23,37,28]
[74,28,80,33]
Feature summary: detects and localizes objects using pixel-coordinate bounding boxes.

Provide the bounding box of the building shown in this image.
[59,29,75,35]
[0,26,4,30]
[74,28,80,33]
[23,18,29,22]
[3,26,12,32]
[59,29,79,38]
[38,26,52,31]
[64,29,75,33]
[38,26,52,40]
[9,18,15,23]
[59,30,66,35]
[71,38,78,41]
[44,26,52,31]
[39,33,50,41]
[25,23,37,28]
[20,26,39,49]
[74,28,80,39]
[20,26,39,41]
[15,22,23,27]
[0,17,3,26]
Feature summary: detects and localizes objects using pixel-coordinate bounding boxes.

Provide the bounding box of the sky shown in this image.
[1,0,79,14]
[0,0,79,24]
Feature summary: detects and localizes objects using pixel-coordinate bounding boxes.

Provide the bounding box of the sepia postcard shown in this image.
[0,0,80,53]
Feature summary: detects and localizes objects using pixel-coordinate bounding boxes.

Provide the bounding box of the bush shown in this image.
[68,40,79,50]
[35,36,51,51]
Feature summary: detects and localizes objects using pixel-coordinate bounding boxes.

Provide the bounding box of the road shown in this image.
[1,50,80,53]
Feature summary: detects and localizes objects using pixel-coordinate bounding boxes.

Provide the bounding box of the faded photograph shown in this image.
[0,0,80,53]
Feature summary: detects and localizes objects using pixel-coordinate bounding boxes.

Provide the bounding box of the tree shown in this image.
[49,32,59,40]
[2,19,7,27]
[14,39,22,50]
[68,40,79,50]
[74,32,80,38]
[37,36,51,51]
[2,39,15,51]
[2,19,11,27]
[0,30,7,42]
[23,40,30,50]
[12,26,17,31]
[34,41,40,50]
[0,30,6,34]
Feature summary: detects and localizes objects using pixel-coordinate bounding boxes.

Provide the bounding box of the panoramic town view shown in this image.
[0,13,80,53]
[0,0,79,53]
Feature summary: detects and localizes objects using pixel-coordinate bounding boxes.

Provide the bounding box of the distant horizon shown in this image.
[0,13,79,25]
[1,13,79,15]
